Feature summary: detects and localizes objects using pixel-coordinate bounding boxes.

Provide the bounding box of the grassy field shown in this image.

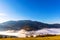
[0,36,60,40]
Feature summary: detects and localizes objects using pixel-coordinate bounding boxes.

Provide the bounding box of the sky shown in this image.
[0,0,60,24]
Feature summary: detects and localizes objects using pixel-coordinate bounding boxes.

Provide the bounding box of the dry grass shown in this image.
[0,36,60,40]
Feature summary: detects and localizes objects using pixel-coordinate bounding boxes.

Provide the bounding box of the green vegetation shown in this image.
[0,36,60,40]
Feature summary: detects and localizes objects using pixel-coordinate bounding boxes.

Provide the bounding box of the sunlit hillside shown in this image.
[0,36,60,40]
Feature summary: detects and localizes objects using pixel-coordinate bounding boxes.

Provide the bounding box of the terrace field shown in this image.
[0,36,60,40]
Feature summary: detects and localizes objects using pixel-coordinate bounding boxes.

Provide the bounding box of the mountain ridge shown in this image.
[0,20,60,31]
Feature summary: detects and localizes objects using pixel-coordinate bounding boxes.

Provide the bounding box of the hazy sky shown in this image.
[0,0,60,23]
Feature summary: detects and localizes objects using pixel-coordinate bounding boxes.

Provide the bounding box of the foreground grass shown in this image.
[0,36,60,40]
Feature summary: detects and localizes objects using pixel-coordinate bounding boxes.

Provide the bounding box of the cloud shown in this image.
[0,13,7,16]
[0,13,8,23]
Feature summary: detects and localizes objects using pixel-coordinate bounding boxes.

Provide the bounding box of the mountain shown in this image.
[0,20,60,31]
[52,24,60,28]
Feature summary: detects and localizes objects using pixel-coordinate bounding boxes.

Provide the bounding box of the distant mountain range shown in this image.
[0,20,60,31]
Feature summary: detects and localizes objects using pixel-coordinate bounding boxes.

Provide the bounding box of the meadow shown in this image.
[0,36,60,40]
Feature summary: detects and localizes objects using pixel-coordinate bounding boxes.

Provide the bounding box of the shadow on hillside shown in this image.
[36,35,57,37]
[0,35,17,38]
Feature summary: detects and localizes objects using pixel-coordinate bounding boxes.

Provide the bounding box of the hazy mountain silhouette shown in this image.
[0,20,60,31]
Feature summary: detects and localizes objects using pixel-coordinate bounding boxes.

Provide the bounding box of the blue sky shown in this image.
[0,0,60,24]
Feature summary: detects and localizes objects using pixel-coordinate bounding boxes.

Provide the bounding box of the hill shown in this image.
[0,20,60,31]
[0,36,60,40]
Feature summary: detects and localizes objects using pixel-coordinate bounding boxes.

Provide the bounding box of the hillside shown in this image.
[0,20,60,31]
[0,36,60,40]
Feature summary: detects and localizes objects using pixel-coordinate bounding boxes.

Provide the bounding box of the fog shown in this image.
[0,28,60,37]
